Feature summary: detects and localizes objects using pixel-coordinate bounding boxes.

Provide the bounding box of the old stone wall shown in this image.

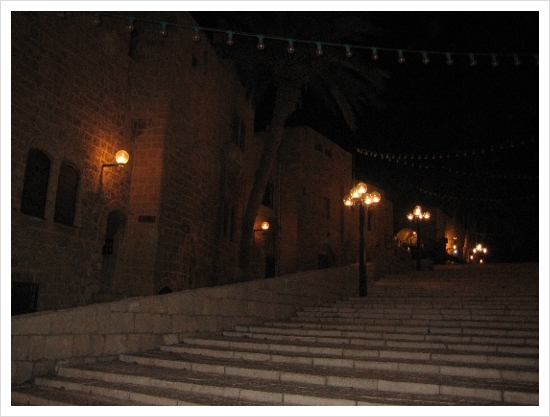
[11,11,258,310]
[11,264,358,385]
[11,12,134,310]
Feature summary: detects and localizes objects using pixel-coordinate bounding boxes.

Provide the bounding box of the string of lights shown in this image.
[353,136,536,162]
[62,11,540,67]
[418,187,539,204]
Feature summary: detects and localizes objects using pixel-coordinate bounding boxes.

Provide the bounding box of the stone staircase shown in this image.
[12,264,539,406]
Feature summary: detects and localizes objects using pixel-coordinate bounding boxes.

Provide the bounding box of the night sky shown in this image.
[191,10,542,263]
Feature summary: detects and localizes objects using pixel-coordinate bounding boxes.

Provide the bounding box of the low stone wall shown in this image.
[12,264,359,385]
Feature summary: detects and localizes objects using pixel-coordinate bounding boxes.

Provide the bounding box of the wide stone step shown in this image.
[162,337,538,382]
[30,374,274,406]
[115,349,538,405]
[11,384,147,406]
[40,359,527,406]
[293,312,538,327]
[236,323,539,341]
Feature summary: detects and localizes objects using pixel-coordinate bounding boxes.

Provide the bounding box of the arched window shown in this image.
[20,149,50,218]
[54,163,79,225]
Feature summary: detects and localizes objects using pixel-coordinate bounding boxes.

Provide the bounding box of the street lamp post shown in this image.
[407,205,430,271]
[343,182,381,297]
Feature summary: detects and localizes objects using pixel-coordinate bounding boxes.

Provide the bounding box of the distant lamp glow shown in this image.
[407,205,431,271]
[469,53,477,67]
[253,221,271,243]
[491,54,499,67]
[371,48,379,60]
[513,54,521,66]
[445,52,453,65]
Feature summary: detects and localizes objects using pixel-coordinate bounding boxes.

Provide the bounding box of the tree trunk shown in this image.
[238,82,301,279]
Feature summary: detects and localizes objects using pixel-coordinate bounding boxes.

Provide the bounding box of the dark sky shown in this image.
[192,11,542,262]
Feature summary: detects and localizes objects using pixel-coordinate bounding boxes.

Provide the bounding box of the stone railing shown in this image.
[12,264,360,385]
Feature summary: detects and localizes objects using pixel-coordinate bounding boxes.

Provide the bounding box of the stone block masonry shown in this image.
[12,265,358,385]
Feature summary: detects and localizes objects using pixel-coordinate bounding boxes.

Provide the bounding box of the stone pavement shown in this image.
[12,263,539,406]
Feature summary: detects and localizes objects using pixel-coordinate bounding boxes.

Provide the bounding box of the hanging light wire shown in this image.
[87,12,538,66]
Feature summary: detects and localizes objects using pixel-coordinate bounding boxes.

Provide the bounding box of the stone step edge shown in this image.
[53,362,537,405]
[11,385,147,406]
[236,324,539,339]
[227,328,539,346]
[41,370,410,406]
[121,350,539,392]
[32,375,274,406]
[160,344,538,382]
[199,332,540,356]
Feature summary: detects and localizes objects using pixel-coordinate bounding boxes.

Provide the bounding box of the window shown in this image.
[20,149,50,218]
[54,163,79,225]
[262,181,274,208]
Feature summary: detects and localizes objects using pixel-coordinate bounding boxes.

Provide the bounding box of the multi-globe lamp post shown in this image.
[343,182,381,297]
[407,205,430,271]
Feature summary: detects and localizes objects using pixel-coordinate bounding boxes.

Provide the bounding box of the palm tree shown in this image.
[193,12,388,279]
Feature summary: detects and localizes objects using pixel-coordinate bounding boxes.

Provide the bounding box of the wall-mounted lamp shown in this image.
[253,221,270,243]
[102,150,130,170]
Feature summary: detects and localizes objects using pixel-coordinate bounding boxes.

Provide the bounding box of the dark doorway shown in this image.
[265,255,276,278]
[100,210,126,293]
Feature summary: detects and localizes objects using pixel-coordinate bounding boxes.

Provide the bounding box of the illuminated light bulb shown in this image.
[257,35,265,50]
[469,53,477,67]
[115,150,130,164]
[287,39,295,54]
[343,197,353,207]
[491,54,499,67]
[159,22,168,37]
[397,50,405,64]
[192,27,201,42]
[371,191,381,204]
[345,45,352,58]
[92,12,101,26]
[315,42,323,56]
[261,221,270,230]
[363,193,373,205]
[513,54,521,66]
[125,17,135,32]
[445,52,453,65]
[422,52,430,64]
[355,182,367,195]
[226,31,234,45]
[371,47,379,60]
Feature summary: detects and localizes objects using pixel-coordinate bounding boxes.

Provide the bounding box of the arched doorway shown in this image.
[100,210,126,293]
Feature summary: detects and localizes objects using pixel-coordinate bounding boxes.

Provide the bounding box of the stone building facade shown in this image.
[11,11,395,313]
